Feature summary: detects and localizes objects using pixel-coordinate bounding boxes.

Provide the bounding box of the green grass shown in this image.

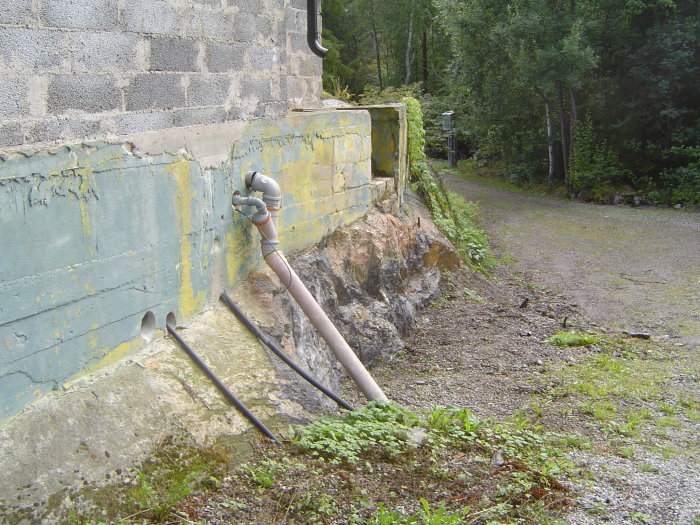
[557,352,669,401]
[548,331,599,347]
[533,333,700,458]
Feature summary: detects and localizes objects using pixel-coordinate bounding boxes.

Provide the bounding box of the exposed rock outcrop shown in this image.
[246,191,460,407]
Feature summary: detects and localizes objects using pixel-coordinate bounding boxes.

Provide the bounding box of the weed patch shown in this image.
[548,331,598,347]
[109,403,581,524]
[536,334,700,456]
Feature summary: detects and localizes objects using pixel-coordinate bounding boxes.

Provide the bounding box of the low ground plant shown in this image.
[133,468,199,523]
[291,402,419,464]
[548,330,598,347]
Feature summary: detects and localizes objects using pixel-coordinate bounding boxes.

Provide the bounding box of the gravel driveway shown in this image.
[374,170,700,525]
[443,173,700,345]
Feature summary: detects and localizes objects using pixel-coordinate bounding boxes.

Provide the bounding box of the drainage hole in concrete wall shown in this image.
[140,311,156,342]
[166,312,177,328]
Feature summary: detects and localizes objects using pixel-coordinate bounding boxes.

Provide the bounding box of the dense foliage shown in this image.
[404,97,495,271]
[322,0,699,205]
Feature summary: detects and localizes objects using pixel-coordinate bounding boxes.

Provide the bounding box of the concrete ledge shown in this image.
[343,104,408,207]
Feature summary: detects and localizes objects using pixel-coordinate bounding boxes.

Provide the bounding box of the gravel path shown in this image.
[365,171,700,525]
[443,173,700,345]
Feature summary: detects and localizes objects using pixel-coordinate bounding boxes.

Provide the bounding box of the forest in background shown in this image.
[321,0,699,205]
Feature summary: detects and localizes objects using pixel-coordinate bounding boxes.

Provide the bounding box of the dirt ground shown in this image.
[357,170,700,524]
[441,172,700,345]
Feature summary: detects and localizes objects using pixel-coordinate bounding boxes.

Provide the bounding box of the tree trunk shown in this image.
[545,99,555,185]
[404,6,415,85]
[422,28,428,85]
[569,88,578,124]
[537,88,555,185]
[370,2,383,89]
[557,82,570,181]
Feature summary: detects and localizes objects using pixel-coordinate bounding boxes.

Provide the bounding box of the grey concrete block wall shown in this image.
[71,32,143,73]
[41,0,120,31]
[0,77,29,120]
[48,75,122,113]
[207,41,246,73]
[125,74,187,111]
[0,0,32,26]
[149,37,199,72]
[0,0,323,151]
[121,0,180,36]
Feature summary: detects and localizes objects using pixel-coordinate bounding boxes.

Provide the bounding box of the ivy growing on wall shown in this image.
[403,96,495,272]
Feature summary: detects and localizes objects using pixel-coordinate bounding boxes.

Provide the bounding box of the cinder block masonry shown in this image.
[0,0,321,149]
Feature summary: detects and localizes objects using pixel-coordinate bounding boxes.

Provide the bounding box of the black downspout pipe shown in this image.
[166,322,280,444]
[220,291,354,411]
[307,0,328,58]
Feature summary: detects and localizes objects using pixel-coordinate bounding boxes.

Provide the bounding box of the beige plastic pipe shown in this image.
[233,175,387,402]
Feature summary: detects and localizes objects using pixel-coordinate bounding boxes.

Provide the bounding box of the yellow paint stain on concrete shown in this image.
[78,200,91,237]
[76,172,95,254]
[80,338,144,378]
[87,324,99,349]
[224,230,238,285]
[313,139,333,166]
[169,161,202,319]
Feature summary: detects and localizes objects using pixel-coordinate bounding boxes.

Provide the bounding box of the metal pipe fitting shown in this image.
[232,172,388,402]
[232,191,268,225]
[245,171,281,209]
[306,0,328,58]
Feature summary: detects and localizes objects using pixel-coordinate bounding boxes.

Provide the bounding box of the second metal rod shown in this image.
[220,290,354,411]
[167,323,280,444]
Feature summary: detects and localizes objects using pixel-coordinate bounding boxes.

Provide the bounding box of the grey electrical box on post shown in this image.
[441,110,456,167]
[441,110,455,131]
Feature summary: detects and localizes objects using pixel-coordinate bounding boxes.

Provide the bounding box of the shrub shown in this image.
[569,117,628,194]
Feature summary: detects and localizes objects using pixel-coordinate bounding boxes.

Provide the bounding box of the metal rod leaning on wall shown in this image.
[166,322,280,444]
[220,291,355,411]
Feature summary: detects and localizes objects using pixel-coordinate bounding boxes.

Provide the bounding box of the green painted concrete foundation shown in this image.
[0,109,383,422]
